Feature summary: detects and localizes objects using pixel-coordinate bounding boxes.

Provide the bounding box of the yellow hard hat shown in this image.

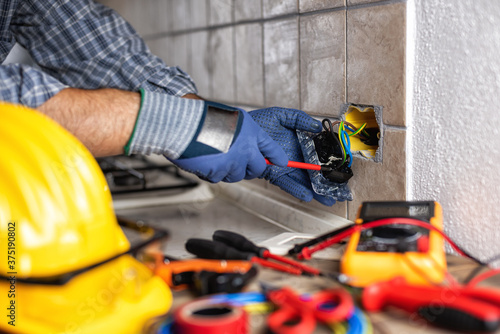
[0,102,172,333]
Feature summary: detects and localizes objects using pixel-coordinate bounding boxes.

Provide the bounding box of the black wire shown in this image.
[463,252,500,284]
[288,224,355,256]
[321,119,347,168]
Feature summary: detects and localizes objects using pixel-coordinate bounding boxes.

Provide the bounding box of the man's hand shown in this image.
[169,102,288,183]
[250,107,335,206]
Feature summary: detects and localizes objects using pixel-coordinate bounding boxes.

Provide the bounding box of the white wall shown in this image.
[409,0,500,262]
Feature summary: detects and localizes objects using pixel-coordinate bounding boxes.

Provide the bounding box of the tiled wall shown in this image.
[98,0,407,221]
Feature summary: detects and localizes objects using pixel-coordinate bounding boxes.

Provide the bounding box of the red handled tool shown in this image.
[186,239,303,275]
[185,230,321,276]
[212,230,321,276]
[262,284,354,334]
[265,158,332,172]
[363,277,500,332]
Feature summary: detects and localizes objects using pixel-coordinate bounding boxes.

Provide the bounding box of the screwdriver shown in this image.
[265,158,333,172]
[212,230,321,276]
[185,238,303,275]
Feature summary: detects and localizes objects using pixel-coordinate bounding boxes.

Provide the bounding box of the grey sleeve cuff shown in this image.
[125,89,205,158]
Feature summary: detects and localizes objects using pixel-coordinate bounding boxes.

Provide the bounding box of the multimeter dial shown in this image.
[356,225,425,252]
[356,202,434,253]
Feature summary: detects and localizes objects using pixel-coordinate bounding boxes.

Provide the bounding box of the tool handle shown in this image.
[363,277,500,332]
[185,238,254,261]
[265,158,323,171]
[213,230,267,258]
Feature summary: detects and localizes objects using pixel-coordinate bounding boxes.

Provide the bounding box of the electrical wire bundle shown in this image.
[320,119,370,169]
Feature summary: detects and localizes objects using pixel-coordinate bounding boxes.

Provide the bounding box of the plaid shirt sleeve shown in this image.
[2,0,197,107]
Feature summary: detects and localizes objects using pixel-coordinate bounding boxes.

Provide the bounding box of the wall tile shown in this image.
[171,0,191,31]
[234,0,262,21]
[190,0,208,29]
[263,0,298,18]
[98,0,149,36]
[209,27,235,103]
[209,0,233,25]
[347,2,406,126]
[235,23,264,106]
[299,0,345,13]
[347,129,406,219]
[347,0,381,5]
[147,35,191,75]
[264,18,300,108]
[190,31,211,98]
[300,11,346,117]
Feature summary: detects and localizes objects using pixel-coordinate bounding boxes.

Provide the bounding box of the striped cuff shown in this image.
[125,89,205,158]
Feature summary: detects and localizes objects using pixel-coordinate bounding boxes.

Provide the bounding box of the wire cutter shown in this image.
[261,283,354,334]
[363,276,500,332]
[185,230,322,276]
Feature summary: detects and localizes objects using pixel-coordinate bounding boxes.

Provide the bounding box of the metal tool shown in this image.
[186,230,322,276]
[265,158,333,172]
[186,238,302,275]
[363,276,500,332]
[262,283,354,334]
[212,230,321,276]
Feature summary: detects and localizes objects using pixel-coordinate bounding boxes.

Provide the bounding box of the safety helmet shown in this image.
[0,102,172,333]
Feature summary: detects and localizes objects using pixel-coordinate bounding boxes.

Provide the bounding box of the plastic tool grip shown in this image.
[185,239,254,261]
[265,158,324,171]
[213,230,267,257]
[362,277,500,332]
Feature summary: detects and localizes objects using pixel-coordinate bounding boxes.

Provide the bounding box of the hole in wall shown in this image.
[341,103,383,163]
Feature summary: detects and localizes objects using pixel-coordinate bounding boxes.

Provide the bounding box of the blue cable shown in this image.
[346,307,370,334]
[341,130,353,167]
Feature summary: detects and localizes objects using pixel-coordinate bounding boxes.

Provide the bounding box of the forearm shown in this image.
[37,88,204,157]
[37,88,140,157]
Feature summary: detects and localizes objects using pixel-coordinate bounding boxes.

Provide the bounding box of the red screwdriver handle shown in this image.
[265,159,322,171]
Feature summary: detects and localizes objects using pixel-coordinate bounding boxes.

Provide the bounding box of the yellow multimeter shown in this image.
[340,201,446,287]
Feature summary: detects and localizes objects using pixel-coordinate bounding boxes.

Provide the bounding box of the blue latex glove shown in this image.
[249,107,336,206]
[171,103,288,183]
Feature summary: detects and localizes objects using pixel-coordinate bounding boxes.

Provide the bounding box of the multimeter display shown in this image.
[356,202,434,253]
[359,201,435,223]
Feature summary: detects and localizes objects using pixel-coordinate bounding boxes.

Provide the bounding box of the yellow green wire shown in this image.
[348,123,367,137]
[338,121,346,165]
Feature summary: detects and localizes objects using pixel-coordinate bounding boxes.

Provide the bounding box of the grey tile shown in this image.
[209,27,235,103]
[149,35,191,74]
[347,129,406,219]
[300,11,346,117]
[190,0,208,28]
[263,0,298,18]
[347,2,406,126]
[234,0,262,21]
[190,31,211,98]
[209,0,234,25]
[299,0,345,13]
[347,0,381,5]
[98,0,173,35]
[264,18,300,108]
[171,0,191,31]
[235,23,264,106]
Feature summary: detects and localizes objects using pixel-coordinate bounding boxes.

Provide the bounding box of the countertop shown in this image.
[116,198,500,334]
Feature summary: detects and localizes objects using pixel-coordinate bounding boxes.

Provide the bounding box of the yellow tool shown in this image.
[341,201,447,287]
